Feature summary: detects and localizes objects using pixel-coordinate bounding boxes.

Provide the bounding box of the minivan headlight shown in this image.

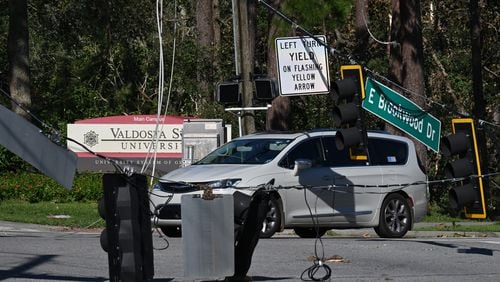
[206,178,241,188]
[152,181,198,193]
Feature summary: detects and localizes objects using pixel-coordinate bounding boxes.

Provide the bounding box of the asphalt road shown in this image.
[1,221,500,281]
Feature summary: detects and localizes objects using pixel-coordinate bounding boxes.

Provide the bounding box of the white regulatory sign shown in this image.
[275,35,330,96]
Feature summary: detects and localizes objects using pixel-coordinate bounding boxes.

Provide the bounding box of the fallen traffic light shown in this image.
[440,118,487,219]
[100,173,154,281]
[229,189,271,280]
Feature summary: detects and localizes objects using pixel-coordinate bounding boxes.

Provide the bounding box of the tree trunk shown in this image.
[265,0,291,131]
[212,0,221,82]
[388,0,402,84]
[8,0,31,119]
[238,0,256,134]
[387,0,428,169]
[196,0,215,102]
[470,0,485,124]
[354,0,369,61]
[469,0,490,196]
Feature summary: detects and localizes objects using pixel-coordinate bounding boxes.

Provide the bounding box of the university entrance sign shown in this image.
[67,115,184,173]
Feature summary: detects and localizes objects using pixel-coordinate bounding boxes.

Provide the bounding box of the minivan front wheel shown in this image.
[260,197,281,238]
[374,193,411,238]
[294,227,328,238]
[160,226,182,238]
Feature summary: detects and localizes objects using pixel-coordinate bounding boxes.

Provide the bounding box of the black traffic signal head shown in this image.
[217,82,241,106]
[254,78,276,101]
[441,118,487,219]
[331,65,368,157]
[100,173,154,281]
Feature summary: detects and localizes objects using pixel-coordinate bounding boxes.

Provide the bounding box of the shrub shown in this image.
[0,172,103,203]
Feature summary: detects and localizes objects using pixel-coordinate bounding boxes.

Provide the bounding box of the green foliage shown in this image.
[281,0,353,33]
[0,1,7,92]
[0,148,30,173]
[67,173,104,202]
[0,0,498,215]
[25,0,161,124]
[0,172,102,203]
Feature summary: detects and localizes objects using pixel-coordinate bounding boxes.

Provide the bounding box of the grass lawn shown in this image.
[415,222,500,233]
[1,199,499,233]
[0,199,104,228]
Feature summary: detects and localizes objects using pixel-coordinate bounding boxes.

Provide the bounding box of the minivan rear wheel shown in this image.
[374,193,411,238]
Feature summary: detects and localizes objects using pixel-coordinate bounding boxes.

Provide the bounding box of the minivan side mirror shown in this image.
[292,159,312,176]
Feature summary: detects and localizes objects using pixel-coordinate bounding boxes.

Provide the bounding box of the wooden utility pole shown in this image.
[233,0,256,135]
[8,0,31,119]
[469,0,491,209]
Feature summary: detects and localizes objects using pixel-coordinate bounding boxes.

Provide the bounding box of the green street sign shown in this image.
[363,77,441,152]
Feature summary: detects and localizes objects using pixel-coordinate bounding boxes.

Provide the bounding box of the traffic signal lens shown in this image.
[332,78,357,102]
[440,132,468,157]
[100,230,109,253]
[449,183,476,210]
[333,103,358,127]
[217,83,240,105]
[254,78,276,100]
[444,158,474,179]
[335,127,362,150]
[98,197,106,219]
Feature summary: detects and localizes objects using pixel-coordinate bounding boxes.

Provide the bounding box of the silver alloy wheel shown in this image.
[374,193,411,238]
[260,198,280,238]
[383,197,409,233]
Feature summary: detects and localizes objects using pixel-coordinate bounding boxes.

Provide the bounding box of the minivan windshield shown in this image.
[195,138,292,165]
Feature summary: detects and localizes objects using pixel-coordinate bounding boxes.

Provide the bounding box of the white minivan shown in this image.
[150,129,428,238]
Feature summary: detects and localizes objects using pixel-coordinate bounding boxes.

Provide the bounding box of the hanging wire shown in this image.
[257,0,499,130]
[300,187,332,281]
[140,0,165,175]
[154,0,178,178]
[141,0,178,179]
[360,0,398,47]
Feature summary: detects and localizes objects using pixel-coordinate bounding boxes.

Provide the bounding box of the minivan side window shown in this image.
[368,137,408,165]
[323,137,367,167]
[280,138,323,169]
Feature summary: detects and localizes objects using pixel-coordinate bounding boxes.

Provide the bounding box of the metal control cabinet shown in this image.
[181,119,229,166]
[181,194,234,278]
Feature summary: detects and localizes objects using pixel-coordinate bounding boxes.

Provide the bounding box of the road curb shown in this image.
[1,220,499,238]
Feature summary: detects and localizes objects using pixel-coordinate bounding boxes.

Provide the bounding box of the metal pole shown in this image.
[232,0,243,137]
[231,0,241,77]
[238,114,242,137]
[225,105,272,137]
